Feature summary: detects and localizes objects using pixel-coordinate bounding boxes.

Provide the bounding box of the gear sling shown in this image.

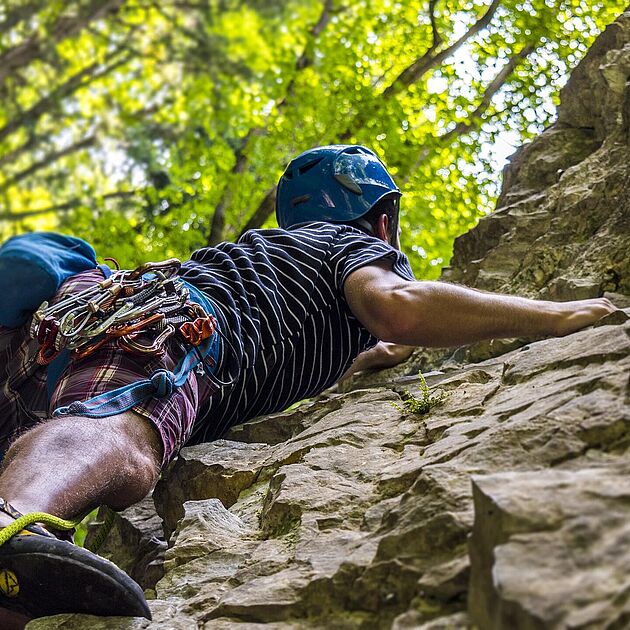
[0,231,221,419]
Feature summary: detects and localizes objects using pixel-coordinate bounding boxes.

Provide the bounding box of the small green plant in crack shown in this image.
[392,372,448,416]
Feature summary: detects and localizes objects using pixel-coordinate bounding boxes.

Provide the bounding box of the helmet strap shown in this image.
[354,217,374,234]
[389,208,400,247]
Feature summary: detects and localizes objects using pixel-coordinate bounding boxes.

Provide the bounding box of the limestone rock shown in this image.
[469,467,630,629]
[153,439,271,538]
[224,396,353,445]
[84,497,166,591]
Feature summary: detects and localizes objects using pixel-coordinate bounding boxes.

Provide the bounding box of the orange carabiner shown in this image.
[36,342,60,366]
[179,316,217,346]
[118,324,176,356]
[111,313,165,337]
[73,335,112,360]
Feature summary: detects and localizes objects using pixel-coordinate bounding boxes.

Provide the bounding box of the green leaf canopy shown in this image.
[0,0,625,278]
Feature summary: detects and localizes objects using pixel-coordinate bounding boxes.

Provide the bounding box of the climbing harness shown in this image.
[0,252,229,553]
[30,259,216,366]
[28,257,224,418]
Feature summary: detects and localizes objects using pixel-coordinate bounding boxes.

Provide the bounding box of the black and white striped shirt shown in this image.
[180,222,414,442]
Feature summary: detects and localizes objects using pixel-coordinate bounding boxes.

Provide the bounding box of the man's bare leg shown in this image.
[0,411,163,527]
[0,411,163,628]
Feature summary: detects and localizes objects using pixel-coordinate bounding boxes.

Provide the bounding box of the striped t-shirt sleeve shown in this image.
[330,228,416,292]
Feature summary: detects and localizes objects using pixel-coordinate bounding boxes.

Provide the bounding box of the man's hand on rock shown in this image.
[338,342,415,382]
[552,297,618,336]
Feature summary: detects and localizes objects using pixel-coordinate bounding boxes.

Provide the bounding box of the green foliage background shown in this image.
[0,0,626,278]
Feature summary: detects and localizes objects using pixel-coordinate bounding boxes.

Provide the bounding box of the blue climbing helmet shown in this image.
[276,145,401,229]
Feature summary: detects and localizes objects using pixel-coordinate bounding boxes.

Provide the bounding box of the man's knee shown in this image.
[115,410,164,469]
[3,412,163,486]
[100,412,164,505]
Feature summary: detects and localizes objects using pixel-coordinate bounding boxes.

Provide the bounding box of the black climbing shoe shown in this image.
[0,533,151,619]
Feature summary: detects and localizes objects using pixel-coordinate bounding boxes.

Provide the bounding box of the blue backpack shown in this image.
[0,232,98,328]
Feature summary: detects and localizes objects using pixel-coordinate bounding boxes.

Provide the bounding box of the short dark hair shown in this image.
[349,195,400,243]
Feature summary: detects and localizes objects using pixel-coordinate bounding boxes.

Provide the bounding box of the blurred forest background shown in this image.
[0,0,626,279]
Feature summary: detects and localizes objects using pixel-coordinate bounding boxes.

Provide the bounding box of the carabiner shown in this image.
[128,259,181,281]
[118,324,176,356]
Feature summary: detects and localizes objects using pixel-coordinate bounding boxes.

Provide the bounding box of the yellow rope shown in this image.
[85,507,115,553]
[0,511,80,546]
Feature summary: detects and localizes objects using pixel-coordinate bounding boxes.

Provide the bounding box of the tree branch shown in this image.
[0,51,130,144]
[0,0,125,86]
[442,44,534,141]
[401,44,534,185]
[429,0,442,51]
[237,187,276,237]
[208,0,335,244]
[0,134,39,169]
[383,0,501,98]
[0,191,138,222]
[0,1,43,36]
[369,0,441,92]
[0,135,96,191]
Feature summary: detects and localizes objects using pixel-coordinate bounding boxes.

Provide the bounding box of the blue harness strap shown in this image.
[52,280,221,418]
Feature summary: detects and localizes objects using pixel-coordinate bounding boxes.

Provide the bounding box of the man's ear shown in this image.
[375,214,390,243]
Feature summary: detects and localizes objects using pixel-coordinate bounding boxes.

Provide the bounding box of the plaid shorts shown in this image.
[0,269,214,466]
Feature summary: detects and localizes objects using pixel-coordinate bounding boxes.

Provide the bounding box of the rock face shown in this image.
[469,466,630,629]
[28,11,630,630]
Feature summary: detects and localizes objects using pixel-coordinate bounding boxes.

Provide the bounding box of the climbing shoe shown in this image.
[0,500,151,620]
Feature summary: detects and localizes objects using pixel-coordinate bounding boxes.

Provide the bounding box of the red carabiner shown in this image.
[36,317,59,346]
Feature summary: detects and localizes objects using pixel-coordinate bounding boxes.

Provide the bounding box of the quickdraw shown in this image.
[30,259,217,365]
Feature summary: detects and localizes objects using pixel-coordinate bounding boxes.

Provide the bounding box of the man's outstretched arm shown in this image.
[344,262,616,347]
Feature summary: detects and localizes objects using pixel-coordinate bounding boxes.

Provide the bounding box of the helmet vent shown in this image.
[291,194,311,206]
[298,158,323,175]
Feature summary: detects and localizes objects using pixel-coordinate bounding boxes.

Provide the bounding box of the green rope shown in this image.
[0,511,80,546]
[0,501,116,552]
[85,506,115,553]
